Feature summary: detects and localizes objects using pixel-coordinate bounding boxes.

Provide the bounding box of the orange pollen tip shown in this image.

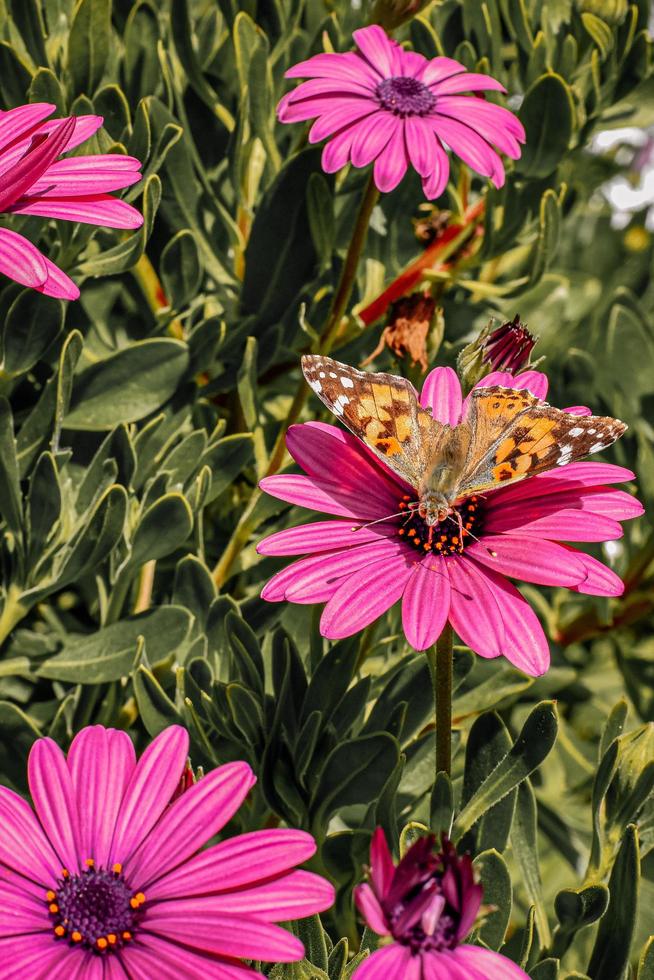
[398,528,405,535]
[452,536,459,544]
[46,890,56,901]
[130,898,138,909]
[61,870,69,878]
[108,934,117,945]
[97,938,108,950]
[54,926,65,937]
[72,931,82,943]
[435,542,443,549]
[440,534,447,541]
[403,495,410,501]
[112,863,122,874]
[423,543,430,550]
[135,892,146,905]
[49,903,59,914]
[123,931,132,941]
[85,858,95,867]
[408,528,416,536]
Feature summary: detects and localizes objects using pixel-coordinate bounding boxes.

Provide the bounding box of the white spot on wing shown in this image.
[590,441,607,453]
[568,427,583,437]
[319,371,326,379]
[333,393,350,416]
[341,376,354,389]
[310,380,322,393]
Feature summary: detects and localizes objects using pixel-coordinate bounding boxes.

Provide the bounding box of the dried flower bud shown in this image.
[363,292,440,372]
[458,314,537,387]
[371,0,431,30]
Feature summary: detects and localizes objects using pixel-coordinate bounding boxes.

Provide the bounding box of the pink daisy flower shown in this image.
[0,103,143,300]
[0,725,335,978]
[277,25,525,197]
[257,367,643,676]
[353,828,529,979]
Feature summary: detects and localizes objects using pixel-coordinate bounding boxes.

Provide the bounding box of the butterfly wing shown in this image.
[455,385,627,497]
[301,354,447,490]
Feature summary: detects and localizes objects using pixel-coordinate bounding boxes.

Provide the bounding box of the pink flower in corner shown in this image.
[0,725,334,977]
[353,828,529,979]
[0,103,144,300]
[257,367,643,676]
[277,25,525,198]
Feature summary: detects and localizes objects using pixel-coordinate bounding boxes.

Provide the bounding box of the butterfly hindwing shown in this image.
[301,354,447,490]
[455,386,627,497]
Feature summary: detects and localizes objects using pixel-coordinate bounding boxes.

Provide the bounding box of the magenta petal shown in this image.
[284,542,406,604]
[421,58,467,86]
[11,194,144,229]
[257,520,395,557]
[370,827,395,896]
[454,946,530,980]
[321,126,358,173]
[147,828,317,901]
[432,73,506,95]
[373,123,408,192]
[484,507,624,542]
[354,883,390,935]
[260,473,391,520]
[465,534,587,587]
[512,369,549,399]
[353,25,397,77]
[350,113,397,168]
[126,761,254,887]
[0,934,78,980]
[125,934,262,980]
[422,142,450,199]
[564,405,592,416]
[447,557,505,659]
[109,726,189,866]
[0,787,61,884]
[405,117,436,177]
[0,227,47,288]
[434,98,523,158]
[467,560,550,676]
[320,552,414,638]
[430,115,505,186]
[0,103,54,148]
[143,906,304,962]
[285,51,380,87]
[351,945,417,980]
[402,560,451,650]
[308,102,378,143]
[286,422,402,498]
[38,114,103,151]
[28,737,81,873]
[490,486,643,524]
[563,547,624,597]
[420,366,463,425]
[67,726,136,868]
[0,883,50,937]
[488,462,636,505]
[34,254,79,299]
[422,951,475,980]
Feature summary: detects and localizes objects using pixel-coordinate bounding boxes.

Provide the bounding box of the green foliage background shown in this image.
[0,0,653,976]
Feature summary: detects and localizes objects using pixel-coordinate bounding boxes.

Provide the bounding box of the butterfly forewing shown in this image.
[301,354,447,490]
[455,386,627,497]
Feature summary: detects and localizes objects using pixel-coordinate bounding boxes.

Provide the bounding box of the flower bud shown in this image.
[371,0,431,30]
[458,314,537,387]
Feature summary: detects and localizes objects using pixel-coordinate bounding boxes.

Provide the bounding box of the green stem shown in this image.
[0,584,28,648]
[427,622,454,779]
[212,174,379,588]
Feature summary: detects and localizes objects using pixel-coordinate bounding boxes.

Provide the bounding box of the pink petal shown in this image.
[350,112,397,168]
[284,77,377,102]
[466,561,550,675]
[421,58,467,86]
[562,547,625,597]
[28,156,142,195]
[143,906,305,962]
[432,73,507,95]
[37,114,103,151]
[153,870,334,921]
[35,252,79,300]
[434,97,523,158]
[0,117,75,209]
[429,115,505,187]
[373,123,408,192]
[11,194,144,229]
[320,551,415,638]
[28,738,81,874]
[124,933,263,980]
[512,369,549,399]
[321,126,358,173]
[0,227,47,288]
[405,117,437,177]
[454,946,530,980]
[447,556,506,658]
[422,951,475,980]
[0,103,55,144]
[398,50,429,79]
[420,366,462,425]
[490,486,643,524]
[259,473,392,520]
[488,462,637,504]
[422,141,451,198]
[351,945,418,980]
[564,405,592,416]
[257,519,396,556]
[354,883,390,935]
[109,726,189,866]
[67,727,136,868]
[0,934,78,980]
[370,827,395,896]
[126,762,255,887]
[402,559,451,650]
[0,787,61,884]
[353,25,397,77]
[262,541,404,604]
[285,51,380,87]
[465,534,588,587]
[0,883,50,937]
[147,828,317,901]
[308,102,378,143]
[484,504,626,542]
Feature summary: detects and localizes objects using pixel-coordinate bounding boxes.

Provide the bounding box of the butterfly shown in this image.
[301,354,627,530]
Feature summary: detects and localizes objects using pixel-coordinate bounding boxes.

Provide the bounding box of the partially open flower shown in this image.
[353,829,528,978]
[458,314,537,387]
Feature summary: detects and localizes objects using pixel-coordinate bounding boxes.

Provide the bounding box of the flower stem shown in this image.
[427,622,454,779]
[212,173,379,588]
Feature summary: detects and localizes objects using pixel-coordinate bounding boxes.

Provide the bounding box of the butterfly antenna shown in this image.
[350,505,418,533]
[444,514,497,557]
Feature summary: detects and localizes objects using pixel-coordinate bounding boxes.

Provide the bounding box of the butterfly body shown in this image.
[301,355,627,524]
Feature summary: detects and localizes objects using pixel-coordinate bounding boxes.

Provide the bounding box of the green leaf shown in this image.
[312,733,401,829]
[553,884,609,958]
[130,493,194,565]
[133,664,183,736]
[530,960,560,980]
[452,701,558,839]
[431,770,454,837]
[461,711,516,853]
[581,12,614,58]
[0,42,33,107]
[160,230,203,311]
[124,0,161,105]
[517,73,575,178]
[26,452,61,566]
[76,173,161,277]
[474,848,512,950]
[587,825,640,980]
[64,339,189,430]
[171,0,235,130]
[639,937,654,979]
[527,189,562,287]
[512,780,551,946]
[0,398,23,535]
[2,290,64,376]
[38,606,192,683]
[8,0,48,68]
[306,172,335,270]
[67,0,111,94]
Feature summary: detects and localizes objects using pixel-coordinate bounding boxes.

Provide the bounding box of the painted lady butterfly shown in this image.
[301,354,627,528]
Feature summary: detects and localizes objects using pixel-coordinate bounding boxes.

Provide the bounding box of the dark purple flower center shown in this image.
[47,861,144,953]
[481,314,536,374]
[397,495,484,554]
[376,76,436,116]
